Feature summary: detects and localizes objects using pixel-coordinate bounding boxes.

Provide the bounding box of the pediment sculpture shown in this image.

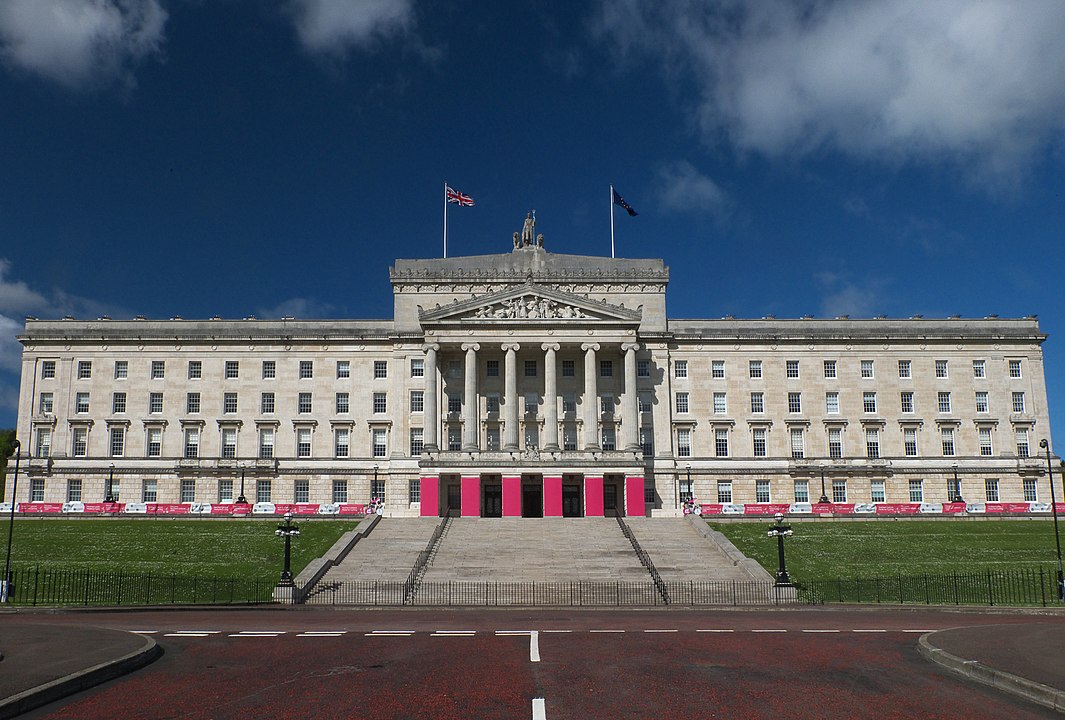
[471,294,589,320]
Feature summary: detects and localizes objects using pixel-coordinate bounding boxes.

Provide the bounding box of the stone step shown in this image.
[624,517,758,582]
[319,518,439,583]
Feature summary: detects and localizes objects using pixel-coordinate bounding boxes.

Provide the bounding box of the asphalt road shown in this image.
[11,607,1065,719]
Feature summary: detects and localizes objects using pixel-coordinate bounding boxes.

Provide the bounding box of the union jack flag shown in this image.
[446,185,474,207]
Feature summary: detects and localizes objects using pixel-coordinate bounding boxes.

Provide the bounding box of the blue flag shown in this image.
[612,188,638,216]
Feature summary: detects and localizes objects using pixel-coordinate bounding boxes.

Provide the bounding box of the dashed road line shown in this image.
[366,630,415,637]
[853,629,888,633]
[431,630,476,637]
[696,629,734,633]
[164,630,221,637]
[532,697,547,720]
[902,630,934,633]
[297,631,347,637]
[129,630,158,635]
[230,631,286,637]
[751,629,788,633]
[542,630,571,634]
[644,629,678,633]
[589,629,625,633]
[802,629,841,633]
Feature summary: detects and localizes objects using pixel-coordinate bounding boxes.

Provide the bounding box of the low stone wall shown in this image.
[283,514,381,603]
[685,514,773,582]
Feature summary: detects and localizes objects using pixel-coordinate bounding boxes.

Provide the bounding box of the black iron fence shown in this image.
[799,567,1061,607]
[4,565,277,607]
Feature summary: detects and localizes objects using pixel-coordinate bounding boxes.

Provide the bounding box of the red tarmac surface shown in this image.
[5,606,1065,719]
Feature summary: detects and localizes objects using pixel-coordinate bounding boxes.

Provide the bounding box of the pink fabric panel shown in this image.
[543,476,563,517]
[420,476,439,517]
[502,476,522,517]
[625,476,645,518]
[585,476,604,517]
[461,476,480,517]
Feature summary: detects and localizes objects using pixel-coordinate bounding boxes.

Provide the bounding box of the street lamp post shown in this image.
[767,512,794,586]
[685,464,691,503]
[237,466,248,504]
[105,463,116,504]
[950,464,964,504]
[818,468,830,504]
[275,512,300,587]
[3,439,22,602]
[1039,439,1064,600]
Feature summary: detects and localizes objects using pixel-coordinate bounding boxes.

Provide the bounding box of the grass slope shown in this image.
[6,519,356,580]
[708,519,1061,580]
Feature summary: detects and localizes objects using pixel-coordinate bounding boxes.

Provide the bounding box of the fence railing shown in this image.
[799,567,1062,607]
[614,511,670,604]
[403,512,453,604]
[3,565,277,607]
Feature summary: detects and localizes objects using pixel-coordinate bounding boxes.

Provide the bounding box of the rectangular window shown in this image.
[715,428,729,457]
[598,359,611,378]
[448,426,462,451]
[146,427,162,457]
[909,480,923,503]
[336,392,349,414]
[256,480,272,504]
[676,392,689,414]
[225,360,239,379]
[411,358,425,377]
[112,392,126,414]
[372,428,387,457]
[674,360,687,378]
[904,428,918,457]
[563,393,577,414]
[297,428,312,458]
[408,479,421,504]
[293,480,310,504]
[756,479,771,503]
[898,360,911,378]
[941,427,956,456]
[260,392,274,414]
[221,428,237,459]
[794,480,809,503]
[30,479,45,502]
[638,392,652,413]
[824,360,837,378]
[67,479,82,503]
[448,394,461,413]
[446,360,461,378]
[972,359,986,378]
[901,391,914,414]
[409,427,423,456]
[751,392,764,414]
[77,360,92,379]
[828,427,842,459]
[935,359,948,378]
[1008,359,1022,378]
[218,479,233,504]
[978,427,993,456]
[717,481,732,504]
[644,480,655,504]
[262,360,276,379]
[259,428,274,459]
[223,392,237,414]
[184,428,199,458]
[486,427,500,451]
[142,479,158,503]
[640,427,653,457]
[860,360,874,378]
[151,360,165,379]
[39,391,54,414]
[749,360,762,379]
[411,391,424,413]
[371,478,386,502]
[863,392,877,414]
[985,479,999,502]
[373,361,387,379]
[713,392,726,414]
[825,392,839,414]
[790,428,804,459]
[115,360,128,379]
[482,359,498,377]
[1012,392,1026,413]
[786,360,799,378]
[329,360,347,380]
[482,394,498,414]
[75,392,89,413]
[149,392,163,414]
[563,359,576,377]
[530,393,543,414]
[753,428,767,457]
[633,358,649,379]
[1016,429,1030,458]
[36,427,51,457]
[110,426,125,457]
[677,428,691,457]
[72,427,88,457]
[832,480,847,503]
[299,360,313,379]
[373,392,387,414]
[335,428,350,457]
[602,426,616,451]
[332,480,348,504]
[188,360,202,379]
[298,392,312,414]
[788,392,801,414]
[1024,479,1038,502]
[711,360,725,378]
[938,392,951,413]
[866,428,880,459]
[41,360,56,378]
[871,480,886,503]
[975,392,989,413]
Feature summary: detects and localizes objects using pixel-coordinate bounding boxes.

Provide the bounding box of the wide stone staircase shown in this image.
[624,517,762,582]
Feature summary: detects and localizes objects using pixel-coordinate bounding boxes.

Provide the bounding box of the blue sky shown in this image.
[1,0,1065,448]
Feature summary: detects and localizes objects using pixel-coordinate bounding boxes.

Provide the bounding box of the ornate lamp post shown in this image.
[768,512,794,586]
[275,512,300,587]
[685,464,692,503]
[3,439,22,602]
[1039,439,1064,600]
[105,463,116,503]
[237,465,248,504]
[818,467,830,504]
[950,463,964,504]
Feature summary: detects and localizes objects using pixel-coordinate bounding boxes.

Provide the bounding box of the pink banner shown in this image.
[743,503,791,516]
[147,503,190,515]
[338,503,368,515]
[700,504,724,515]
[875,503,921,515]
[543,476,562,517]
[1058,503,1065,513]
[420,476,439,517]
[19,502,63,513]
[626,477,645,518]
[211,503,251,516]
[460,476,480,517]
[811,503,835,514]
[502,476,521,517]
[82,502,124,513]
[985,502,1031,514]
[271,503,321,515]
[942,502,967,514]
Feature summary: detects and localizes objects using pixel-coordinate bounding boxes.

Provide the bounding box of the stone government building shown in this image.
[7,222,1056,516]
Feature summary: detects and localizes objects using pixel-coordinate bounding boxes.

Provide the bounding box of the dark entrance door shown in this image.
[446,484,461,513]
[483,484,502,517]
[562,484,582,517]
[522,484,543,518]
[604,483,618,514]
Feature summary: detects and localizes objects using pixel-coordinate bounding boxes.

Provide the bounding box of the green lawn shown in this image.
[708,519,1062,580]
[5,518,356,580]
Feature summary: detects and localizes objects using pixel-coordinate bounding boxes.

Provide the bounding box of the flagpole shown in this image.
[609,184,615,259]
[443,181,448,258]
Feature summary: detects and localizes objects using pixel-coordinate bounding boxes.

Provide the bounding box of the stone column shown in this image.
[423,344,439,452]
[502,343,520,450]
[541,343,561,451]
[621,342,640,451]
[581,342,601,450]
[462,343,479,451]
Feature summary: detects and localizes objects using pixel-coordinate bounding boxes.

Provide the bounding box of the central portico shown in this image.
[393,217,669,519]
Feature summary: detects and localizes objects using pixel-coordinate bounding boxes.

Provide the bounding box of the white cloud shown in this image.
[814,271,889,319]
[656,160,728,214]
[595,0,1065,190]
[256,297,338,320]
[0,0,166,89]
[288,0,416,56]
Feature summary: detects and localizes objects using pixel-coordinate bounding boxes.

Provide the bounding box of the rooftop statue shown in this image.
[514,211,541,249]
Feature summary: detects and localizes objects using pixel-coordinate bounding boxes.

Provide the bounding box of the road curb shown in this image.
[0,632,162,719]
[917,632,1065,714]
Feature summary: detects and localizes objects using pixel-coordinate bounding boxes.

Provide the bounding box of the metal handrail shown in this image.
[403,513,452,604]
[614,511,670,604]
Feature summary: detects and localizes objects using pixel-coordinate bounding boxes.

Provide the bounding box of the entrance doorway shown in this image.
[483,483,502,518]
[562,484,582,517]
[604,483,618,514]
[522,483,543,518]
[446,484,461,513]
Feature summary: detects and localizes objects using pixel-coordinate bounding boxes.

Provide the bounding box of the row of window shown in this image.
[27,477,394,505]
[674,358,1025,381]
[674,390,1029,416]
[691,477,1041,505]
[43,359,403,381]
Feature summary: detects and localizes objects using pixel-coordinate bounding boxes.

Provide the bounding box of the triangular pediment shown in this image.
[419,283,642,323]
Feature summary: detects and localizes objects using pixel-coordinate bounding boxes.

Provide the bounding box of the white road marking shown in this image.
[802,630,841,633]
[530,631,540,662]
[532,697,547,720]
[129,630,158,634]
[696,629,734,633]
[165,632,211,637]
[542,630,571,633]
[367,630,415,636]
[230,631,285,637]
[852,629,887,633]
[644,630,678,633]
[902,630,934,633]
[589,629,624,633]
[172,630,221,635]
[751,630,787,633]
[297,632,346,637]
[431,630,476,637]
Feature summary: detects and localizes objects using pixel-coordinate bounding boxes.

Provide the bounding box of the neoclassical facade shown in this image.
[7,227,1056,517]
